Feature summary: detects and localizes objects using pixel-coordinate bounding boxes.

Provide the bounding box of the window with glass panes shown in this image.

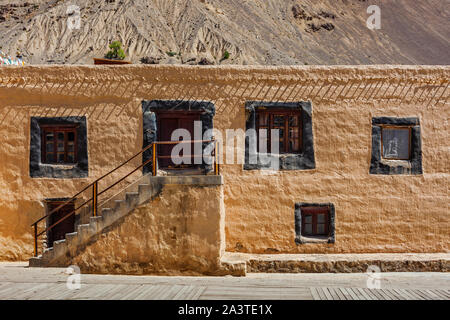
[255,109,302,154]
[41,126,77,164]
[301,207,330,237]
[381,127,411,160]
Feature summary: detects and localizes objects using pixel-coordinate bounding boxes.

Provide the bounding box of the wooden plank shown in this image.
[38,283,68,300]
[310,288,321,301]
[186,286,207,300]
[90,284,120,300]
[12,283,49,300]
[390,288,409,300]
[363,288,381,300]
[152,284,183,300]
[408,289,430,300]
[401,289,423,300]
[420,289,441,300]
[321,287,334,300]
[430,289,450,300]
[370,289,388,300]
[170,285,191,300]
[202,286,308,297]
[100,284,130,300]
[314,287,328,300]
[393,289,414,300]
[37,283,68,300]
[349,287,367,300]
[200,286,312,300]
[0,283,33,299]
[0,283,11,293]
[356,288,373,300]
[120,284,149,300]
[330,287,346,300]
[108,284,144,300]
[133,284,170,300]
[342,287,359,300]
[380,289,399,300]
[154,285,179,300]
[67,283,104,300]
[334,288,351,300]
[327,288,342,300]
[148,285,172,300]
[388,289,405,300]
[137,284,168,300]
[52,283,103,300]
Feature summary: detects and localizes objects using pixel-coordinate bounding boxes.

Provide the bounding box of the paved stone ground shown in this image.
[0,262,449,300]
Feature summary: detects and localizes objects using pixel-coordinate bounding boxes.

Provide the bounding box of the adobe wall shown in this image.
[0,65,448,260]
[69,183,226,275]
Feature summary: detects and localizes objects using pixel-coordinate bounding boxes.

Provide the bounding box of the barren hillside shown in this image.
[0,0,449,65]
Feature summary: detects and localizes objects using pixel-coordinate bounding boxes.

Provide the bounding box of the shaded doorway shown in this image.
[142,100,216,175]
[156,111,202,170]
[45,199,75,248]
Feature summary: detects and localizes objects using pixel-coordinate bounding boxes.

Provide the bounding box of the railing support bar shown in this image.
[214,140,219,175]
[152,143,157,176]
[33,223,38,257]
[92,181,98,217]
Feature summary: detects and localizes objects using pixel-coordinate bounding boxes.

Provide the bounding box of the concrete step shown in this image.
[222,252,450,273]
[53,239,67,257]
[28,173,217,268]
[125,192,139,208]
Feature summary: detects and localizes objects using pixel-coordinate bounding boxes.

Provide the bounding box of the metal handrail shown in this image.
[31,139,219,257]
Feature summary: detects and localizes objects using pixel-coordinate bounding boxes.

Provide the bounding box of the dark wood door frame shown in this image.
[155,111,202,169]
[44,199,76,248]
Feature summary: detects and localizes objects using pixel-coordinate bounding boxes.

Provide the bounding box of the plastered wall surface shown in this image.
[0,65,448,260]
[69,184,225,275]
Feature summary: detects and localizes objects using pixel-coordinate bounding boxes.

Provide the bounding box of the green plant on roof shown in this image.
[166,51,177,57]
[220,50,230,62]
[105,41,126,60]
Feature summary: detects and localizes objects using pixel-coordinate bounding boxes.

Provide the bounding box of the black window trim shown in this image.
[244,101,315,171]
[30,116,88,179]
[370,117,422,175]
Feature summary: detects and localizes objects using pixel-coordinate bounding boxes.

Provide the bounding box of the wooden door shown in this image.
[157,112,201,169]
[47,201,75,248]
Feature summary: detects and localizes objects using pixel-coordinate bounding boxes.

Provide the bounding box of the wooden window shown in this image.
[41,125,78,164]
[256,109,302,154]
[381,126,411,160]
[301,207,330,237]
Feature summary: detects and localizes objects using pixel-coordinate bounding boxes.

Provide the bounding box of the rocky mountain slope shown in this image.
[0,0,449,65]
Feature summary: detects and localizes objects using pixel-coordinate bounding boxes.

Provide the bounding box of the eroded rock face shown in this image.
[0,0,449,65]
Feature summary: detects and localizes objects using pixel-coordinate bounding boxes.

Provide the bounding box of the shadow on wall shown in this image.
[0,67,448,126]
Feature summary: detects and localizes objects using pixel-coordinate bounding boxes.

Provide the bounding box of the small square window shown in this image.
[41,125,78,164]
[301,207,330,237]
[30,116,88,178]
[370,117,422,175]
[295,203,335,244]
[381,127,411,160]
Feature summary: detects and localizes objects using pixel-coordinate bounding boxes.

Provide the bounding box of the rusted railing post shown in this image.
[33,223,38,257]
[92,181,98,217]
[152,143,157,176]
[214,140,219,175]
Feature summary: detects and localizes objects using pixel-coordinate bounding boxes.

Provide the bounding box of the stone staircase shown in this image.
[29,174,159,267]
[29,174,228,269]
